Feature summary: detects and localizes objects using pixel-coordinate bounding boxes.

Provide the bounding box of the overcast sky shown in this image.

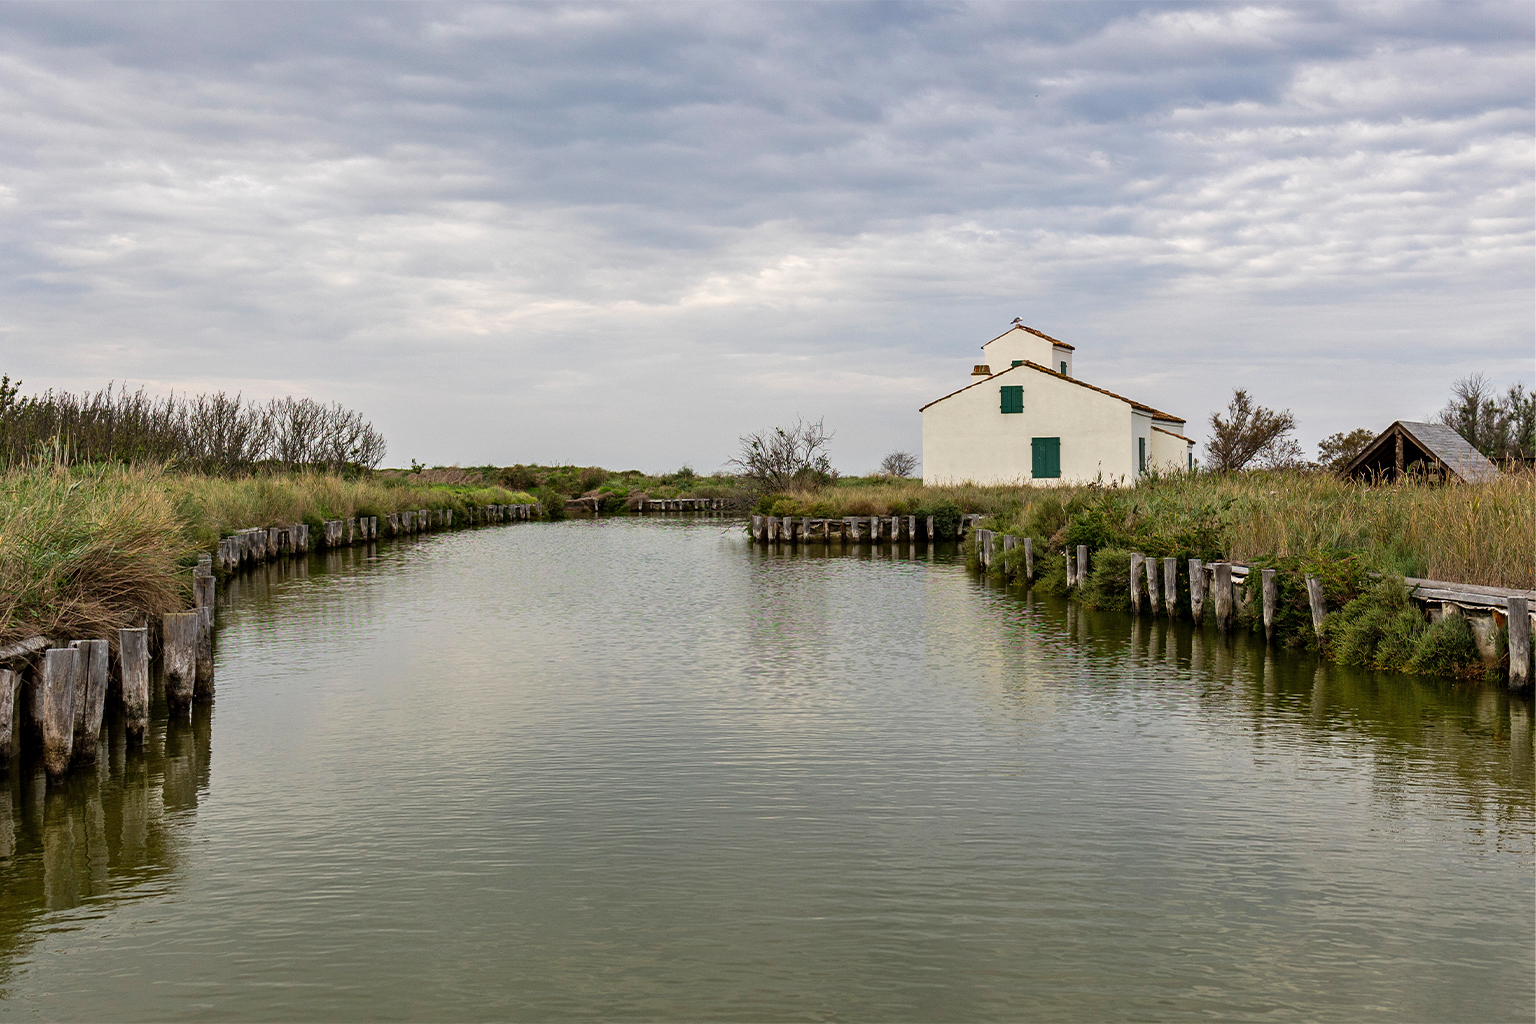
[1,1,1531,473]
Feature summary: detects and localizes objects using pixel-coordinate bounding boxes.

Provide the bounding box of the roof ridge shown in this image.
[920,360,1183,423]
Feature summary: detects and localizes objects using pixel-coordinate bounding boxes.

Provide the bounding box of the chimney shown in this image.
[972,364,992,378]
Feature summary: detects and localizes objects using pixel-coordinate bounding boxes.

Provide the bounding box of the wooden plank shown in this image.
[0,635,52,665]
[119,627,149,741]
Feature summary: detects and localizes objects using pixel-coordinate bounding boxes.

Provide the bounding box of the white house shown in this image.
[920,321,1194,486]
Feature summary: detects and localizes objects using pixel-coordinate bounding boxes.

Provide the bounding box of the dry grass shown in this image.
[0,464,535,646]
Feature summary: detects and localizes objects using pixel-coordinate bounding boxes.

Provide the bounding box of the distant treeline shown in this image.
[0,376,386,474]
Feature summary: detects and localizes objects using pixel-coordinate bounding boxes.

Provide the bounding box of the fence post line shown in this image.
[1507,595,1530,692]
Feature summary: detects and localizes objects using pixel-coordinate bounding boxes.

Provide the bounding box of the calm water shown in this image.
[0,518,1531,1021]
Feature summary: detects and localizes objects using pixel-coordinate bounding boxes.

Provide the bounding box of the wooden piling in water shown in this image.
[41,648,77,777]
[1213,562,1234,633]
[163,612,199,713]
[194,577,216,699]
[1304,575,1327,639]
[1002,534,1017,578]
[1261,568,1278,643]
[1064,547,1073,586]
[1077,545,1088,588]
[1507,595,1530,692]
[1145,557,1160,614]
[119,627,149,741]
[1162,557,1177,616]
[1129,553,1144,613]
[67,639,108,763]
[0,668,14,767]
[1189,559,1205,624]
[1024,537,1034,581]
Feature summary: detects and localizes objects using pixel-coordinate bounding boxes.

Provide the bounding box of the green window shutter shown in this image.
[1139,437,1146,472]
[1000,386,1023,414]
[1060,361,1067,375]
[1032,437,1061,478]
[1011,360,1024,367]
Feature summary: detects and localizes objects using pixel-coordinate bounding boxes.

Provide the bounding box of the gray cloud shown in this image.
[0,1,1530,472]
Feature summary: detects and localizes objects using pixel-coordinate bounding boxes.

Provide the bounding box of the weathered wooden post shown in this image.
[1189,559,1205,624]
[1023,537,1034,582]
[1146,557,1160,614]
[1214,562,1234,633]
[1162,558,1177,616]
[41,648,77,777]
[1002,535,1017,579]
[119,627,149,741]
[1507,595,1530,692]
[1076,545,1089,588]
[982,530,994,570]
[163,612,200,713]
[194,574,216,699]
[1304,575,1327,639]
[0,668,15,767]
[1064,547,1073,586]
[870,517,882,543]
[925,515,935,541]
[1261,568,1278,643]
[67,639,109,763]
[1129,553,1144,612]
[842,517,856,543]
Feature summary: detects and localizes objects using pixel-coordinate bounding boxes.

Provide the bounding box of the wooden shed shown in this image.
[1340,420,1500,483]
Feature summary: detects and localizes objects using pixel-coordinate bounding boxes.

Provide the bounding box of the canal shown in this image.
[0,518,1531,1021]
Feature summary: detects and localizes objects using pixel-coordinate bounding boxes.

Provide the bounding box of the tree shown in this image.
[1438,374,1536,461]
[731,417,834,490]
[1204,389,1297,472]
[1318,427,1377,471]
[879,450,917,477]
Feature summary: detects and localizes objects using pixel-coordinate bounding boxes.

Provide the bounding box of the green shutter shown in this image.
[1011,360,1024,367]
[1031,437,1061,479]
[999,386,1023,414]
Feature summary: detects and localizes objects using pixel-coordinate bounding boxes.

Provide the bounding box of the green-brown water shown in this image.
[0,518,1531,1021]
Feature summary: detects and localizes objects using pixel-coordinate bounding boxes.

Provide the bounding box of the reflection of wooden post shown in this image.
[163,613,200,713]
[1189,559,1205,624]
[0,668,16,767]
[1305,576,1327,639]
[1507,596,1530,692]
[1214,563,1234,633]
[1129,553,1144,613]
[1146,557,1160,614]
[119,627,149,741]
[68,639,108,763]
[1023,537,1034,582]
[1163,558,1177,616]
[1261,569,1278,643]
[42,648,77,778]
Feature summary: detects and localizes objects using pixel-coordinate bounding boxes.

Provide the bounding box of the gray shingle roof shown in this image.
[1397,421,1501,482]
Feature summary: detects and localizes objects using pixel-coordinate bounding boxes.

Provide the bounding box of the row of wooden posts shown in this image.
[637,498,726,512]
[750,513,986,543]
[1,501,545,781]
[972,529,1533,691]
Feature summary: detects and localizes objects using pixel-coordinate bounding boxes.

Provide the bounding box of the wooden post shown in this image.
[0,668,15,767]
[1077,545,1088,587]
[1261,568,1278,643]
[925,515,935,541]
[1394,432,1404,477]
[982,530,994,570]
[163,612,200,713]
[1002,535,1017,579]
[1130,553,1144,612]
[1146,557,1160,614]
[1214,562,1234,633]
[1162,557,1177,615]
[1189,559,1205,624]
[1064,548,1073,586]
[1305,575,1327,639]
[68,639,108,763]
[119,627,149,741]
[1507,595,1530,692]
[843,517,856,543]
[41,647,77,777]
[870,517,882,543]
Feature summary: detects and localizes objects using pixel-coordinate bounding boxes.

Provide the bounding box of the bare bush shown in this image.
[1205,389,1297,472]
[879,451,918,478]
[731,417,835,491]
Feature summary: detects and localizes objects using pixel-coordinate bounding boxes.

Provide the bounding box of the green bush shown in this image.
[1408,614,1481,677]
[1082,548,1134,611]
[917,497,962,539]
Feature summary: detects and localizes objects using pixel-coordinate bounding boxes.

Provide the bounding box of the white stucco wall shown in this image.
[980,327,1056,372]
[921,365,1135,486]
[1150,426,1194,472]
[1131,410,1153,481]
[1051,345,1073,377]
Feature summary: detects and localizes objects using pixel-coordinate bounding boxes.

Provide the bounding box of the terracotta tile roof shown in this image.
[1153,425,1194,443]
[920,360,1184,423]
[983,323,1075,351]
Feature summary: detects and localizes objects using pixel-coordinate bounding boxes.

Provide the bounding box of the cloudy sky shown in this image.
[1,1,1531,473]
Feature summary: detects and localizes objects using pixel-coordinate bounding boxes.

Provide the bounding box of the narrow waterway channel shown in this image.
[0,518,1531,1022]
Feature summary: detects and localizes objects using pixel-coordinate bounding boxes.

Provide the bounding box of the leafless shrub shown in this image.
[879,451,918,478]
[1204,389,1297,472]
[731,416,835,491]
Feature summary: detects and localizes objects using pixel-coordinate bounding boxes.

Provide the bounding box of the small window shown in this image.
[1139,437,1146,473]
[1000,386,1023,414]
[1031,437,1061,478]
[1187,451,1193,471]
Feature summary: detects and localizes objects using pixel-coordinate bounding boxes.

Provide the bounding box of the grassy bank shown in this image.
[0,464,535,648]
